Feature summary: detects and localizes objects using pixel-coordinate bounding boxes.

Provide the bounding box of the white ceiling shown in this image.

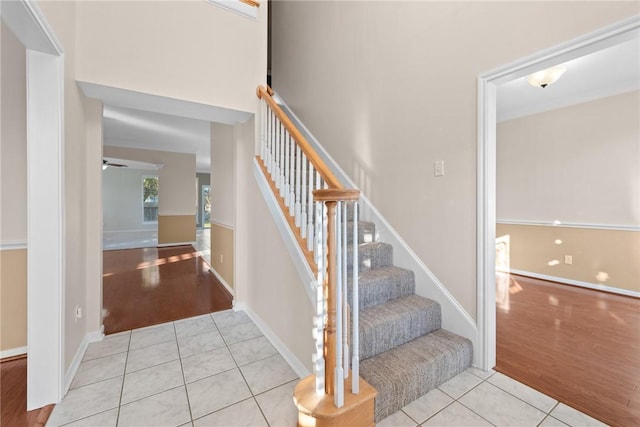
[79,82,252,173]
[90,35,638,171]
[497,37,640,122]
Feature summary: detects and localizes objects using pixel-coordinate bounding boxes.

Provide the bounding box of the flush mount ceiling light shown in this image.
[527,65,567,88]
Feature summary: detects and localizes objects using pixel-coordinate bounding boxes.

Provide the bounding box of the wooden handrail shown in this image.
[239,0,260,7]
[257,85,343,190]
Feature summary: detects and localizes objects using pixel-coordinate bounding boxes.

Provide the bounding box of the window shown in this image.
[143,176,159,222]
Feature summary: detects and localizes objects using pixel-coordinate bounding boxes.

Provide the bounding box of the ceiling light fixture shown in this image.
[527,65,567,88]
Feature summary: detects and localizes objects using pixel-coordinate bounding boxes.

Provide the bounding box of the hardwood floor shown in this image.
[1,244,230,426]
[103,245,232,334]
[0,356,53,427]
[496,273,640,427]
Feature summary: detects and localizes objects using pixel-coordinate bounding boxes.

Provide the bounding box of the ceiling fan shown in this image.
[102,159,128,170]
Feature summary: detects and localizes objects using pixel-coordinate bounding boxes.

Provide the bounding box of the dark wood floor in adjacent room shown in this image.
[0,356,53,427]
[1,245,232,426]
[496,273,640,427]
[103,245,233,334]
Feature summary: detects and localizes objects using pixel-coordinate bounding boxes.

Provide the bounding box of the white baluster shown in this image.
[283,130,290,203]
[335,201,344,408]
[289,137,295,216]
[342,202,349,378]
[278,124,284,192]
[301,154,308,239]
[274,117,280,187]
[295,145,302,227]
[314,202,326,394]
[266,109,272,174]
[306,164,315,252]
[352,201,359,394]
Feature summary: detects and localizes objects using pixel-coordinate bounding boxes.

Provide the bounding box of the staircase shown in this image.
[349,219,472,421]
[255,85,474,425]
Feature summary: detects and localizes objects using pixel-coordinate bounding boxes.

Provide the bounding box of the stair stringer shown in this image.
[273,93,481,368]
[253,158,317,305]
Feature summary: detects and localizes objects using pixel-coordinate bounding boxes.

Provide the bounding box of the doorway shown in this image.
[477,15,639,372]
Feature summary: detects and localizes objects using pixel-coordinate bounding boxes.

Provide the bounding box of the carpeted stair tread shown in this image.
[348,266,415,309]
[348,241,393,271]
[359,295,441,360]
[360,329,473,421]
[346,221,376,245]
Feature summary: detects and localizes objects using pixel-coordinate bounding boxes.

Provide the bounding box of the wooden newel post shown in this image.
[324,200,338,396]
[313,189,360,397]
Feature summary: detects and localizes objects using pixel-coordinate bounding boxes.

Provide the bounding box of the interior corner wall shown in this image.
[497,91,640,293]
[235,117,314,372]
[102,146,196,244]
[84,97,103,335]
[210,123,235,286]
[0,22,28,353]
[38,0,92,371]
[270,1,640,319]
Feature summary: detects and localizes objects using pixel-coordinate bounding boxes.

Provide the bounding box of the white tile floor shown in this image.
[47,310,607,427]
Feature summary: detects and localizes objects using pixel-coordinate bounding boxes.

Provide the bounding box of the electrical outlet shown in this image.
[564,255,573,265]
[434,160,445,177]
[220,254,224,264]
[74,305,82,323]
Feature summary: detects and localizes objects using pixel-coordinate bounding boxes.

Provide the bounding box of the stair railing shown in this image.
[256,85,361,408]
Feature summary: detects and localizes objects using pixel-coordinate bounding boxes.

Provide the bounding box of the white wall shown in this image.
[270,1,640,319]
[103,168,158,232]
[234,117,315,372]
[211,123,235,227]
[497,90,640,226]
[0,22,27,244]
[102,146,196,217]
[75,0,268,115]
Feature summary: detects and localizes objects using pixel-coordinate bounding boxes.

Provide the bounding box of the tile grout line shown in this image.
[174,321,196,426]
[115,330,132,427]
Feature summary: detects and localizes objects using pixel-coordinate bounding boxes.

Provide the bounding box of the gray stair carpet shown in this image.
[349,220,473,422]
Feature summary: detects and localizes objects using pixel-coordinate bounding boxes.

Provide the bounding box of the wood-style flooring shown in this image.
[1,244,231,426]
[103,245,232,334]
[0,356,53,427]
[496,273,640,427]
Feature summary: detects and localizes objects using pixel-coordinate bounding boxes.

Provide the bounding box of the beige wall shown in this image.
[497,91,640,226]
[211,123,235,227]
[103,146,197,244]
[38,0,102,370]
[158,215,196,244]
[75,0,268,115]
[496,92,639,293]
[270,1,640,319]
[0,249,27,351]
[497,224,640,293]
[1,22,27,244]
[0,23,28,353]
[234,118,315,372]
[210,222,234,288]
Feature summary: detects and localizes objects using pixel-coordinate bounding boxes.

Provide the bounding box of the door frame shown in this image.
[476,16,639,371]
[1,0,66,409]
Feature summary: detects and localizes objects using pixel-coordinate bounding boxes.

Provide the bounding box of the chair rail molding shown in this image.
[477,15,640,372]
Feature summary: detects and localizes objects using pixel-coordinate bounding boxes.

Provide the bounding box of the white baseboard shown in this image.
[239,305,311,379]
[1,346,27,359]
[510,269,640,298]
[209,267,235,297]
[158,241,196,248]
[63,328,104,395]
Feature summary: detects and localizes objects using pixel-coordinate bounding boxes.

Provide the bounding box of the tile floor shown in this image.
[47,309,607,427]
